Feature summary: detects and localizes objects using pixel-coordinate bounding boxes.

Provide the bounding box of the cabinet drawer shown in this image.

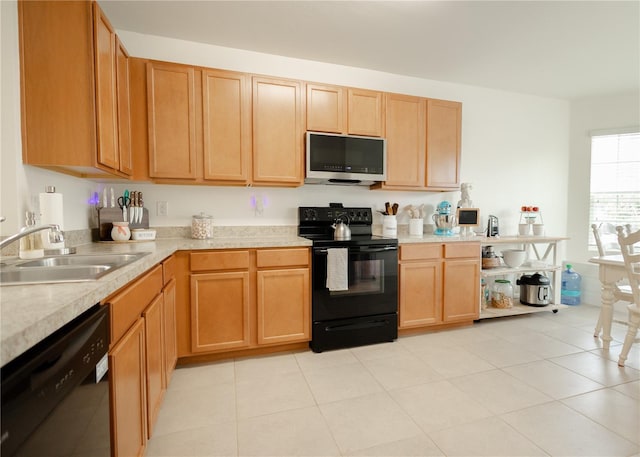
[400,243,442,261]
[256,248,309,268]
[190,250,250,272]
[444,243,480,259]
[162,254,175,286]
[108,264,163,343]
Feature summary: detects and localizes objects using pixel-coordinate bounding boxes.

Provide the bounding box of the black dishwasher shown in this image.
[1,304,110,457]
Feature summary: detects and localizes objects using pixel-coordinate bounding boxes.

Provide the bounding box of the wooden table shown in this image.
[589,255,637,361]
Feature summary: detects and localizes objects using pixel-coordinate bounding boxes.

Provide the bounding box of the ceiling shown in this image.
[99,1,640,100]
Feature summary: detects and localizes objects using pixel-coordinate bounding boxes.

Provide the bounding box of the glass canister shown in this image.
[480,278,490,310]
[192,212,213,239]
[491,279,514,309]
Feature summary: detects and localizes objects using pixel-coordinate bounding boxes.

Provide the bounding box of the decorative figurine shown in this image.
[457,182,473,208]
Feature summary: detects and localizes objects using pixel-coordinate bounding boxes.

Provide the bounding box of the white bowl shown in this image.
[502,249,526,268]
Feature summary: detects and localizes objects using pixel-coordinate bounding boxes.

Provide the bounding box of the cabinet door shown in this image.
[110,319,147,457]
[203,70,251,183]
[143,294,164,438]
[257,268,310,345]
[306,83,346,133]
[252,77,303,185]
[347,88,384,137]
[426,99,461,189]
[163,278,178,386]
[384,94,426,187]
[443,258,480,322]
[399,261,442,328]
[93,3,119,172]
[190,271,251,352]
[147,62,198,179]
[116,37,133,175]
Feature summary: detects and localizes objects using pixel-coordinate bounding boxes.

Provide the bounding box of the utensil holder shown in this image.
[382,215,397,238]
[409,219,424,237]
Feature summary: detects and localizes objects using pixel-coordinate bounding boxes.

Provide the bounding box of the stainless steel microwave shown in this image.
[305,132,387,185]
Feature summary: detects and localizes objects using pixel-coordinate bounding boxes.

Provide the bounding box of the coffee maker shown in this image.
[486,215,499,237]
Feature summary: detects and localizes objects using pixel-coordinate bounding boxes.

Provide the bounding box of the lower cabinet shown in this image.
[185,247,310,357]
[257,267,310,345]
[107,255,177,456]
[163,277,178,385]
[109,318,146,457]
[399,242,480,329]
[191,270,251,352]
[142,294,164,438]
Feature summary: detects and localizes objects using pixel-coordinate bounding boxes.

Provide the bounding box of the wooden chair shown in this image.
[592,224,634,338]
[615,225,640,367]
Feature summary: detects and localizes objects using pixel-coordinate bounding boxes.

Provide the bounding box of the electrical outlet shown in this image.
[157,201,168,216]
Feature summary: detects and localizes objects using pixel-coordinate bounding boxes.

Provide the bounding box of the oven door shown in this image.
[312,244,398,321]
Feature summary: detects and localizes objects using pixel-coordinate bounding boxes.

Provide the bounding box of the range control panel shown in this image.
[299,207,373,224]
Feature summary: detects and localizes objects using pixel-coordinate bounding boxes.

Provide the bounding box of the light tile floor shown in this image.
[146,304,640,457]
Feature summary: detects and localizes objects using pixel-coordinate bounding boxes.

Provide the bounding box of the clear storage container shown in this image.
[491,279,514,309]
[192,212,213,239]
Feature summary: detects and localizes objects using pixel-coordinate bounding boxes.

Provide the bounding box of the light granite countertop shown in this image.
[1,234,311,366]
[1,229,567,366]
[396,234,568,244]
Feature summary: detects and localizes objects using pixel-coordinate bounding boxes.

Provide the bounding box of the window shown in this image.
[589,131,640,250]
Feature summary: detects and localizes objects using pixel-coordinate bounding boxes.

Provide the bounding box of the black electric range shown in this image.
[298,205,398,352]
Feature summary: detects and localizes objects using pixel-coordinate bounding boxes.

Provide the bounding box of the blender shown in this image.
[432,201,456,236]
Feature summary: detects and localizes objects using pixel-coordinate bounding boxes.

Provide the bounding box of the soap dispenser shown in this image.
[19,211,44,259]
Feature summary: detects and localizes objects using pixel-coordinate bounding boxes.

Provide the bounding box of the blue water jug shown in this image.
[561,264,581,305]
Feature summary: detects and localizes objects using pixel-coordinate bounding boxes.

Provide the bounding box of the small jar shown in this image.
[491,279,514,309]
[192,212,213,239]
[111,221,131,241]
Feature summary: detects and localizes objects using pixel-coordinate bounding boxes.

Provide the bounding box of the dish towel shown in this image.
[326,248,348,291]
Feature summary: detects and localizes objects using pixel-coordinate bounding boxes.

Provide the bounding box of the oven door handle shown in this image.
[358,246,398,253]
[315,245,397,254]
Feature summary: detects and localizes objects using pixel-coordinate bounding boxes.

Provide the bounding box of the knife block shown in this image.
[97,208,149,241]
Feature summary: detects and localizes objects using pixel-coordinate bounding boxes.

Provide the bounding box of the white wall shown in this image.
[566,91,640,305]
[2,3,571,247]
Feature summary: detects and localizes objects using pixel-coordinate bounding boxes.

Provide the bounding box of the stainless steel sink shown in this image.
[15,254,144,268]
[0,252,149,285]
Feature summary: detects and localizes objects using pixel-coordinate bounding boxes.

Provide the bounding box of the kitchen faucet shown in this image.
[0,224,64,250]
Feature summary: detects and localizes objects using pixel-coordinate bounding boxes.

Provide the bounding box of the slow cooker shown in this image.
[517,273,551,306]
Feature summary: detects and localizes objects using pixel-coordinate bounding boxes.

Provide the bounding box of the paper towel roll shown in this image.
[39,186,64,248]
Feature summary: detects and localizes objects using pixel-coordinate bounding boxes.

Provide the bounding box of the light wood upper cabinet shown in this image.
[19,1,132,178]
[202,69,251,183]
[382,94,426,188]
[252,77,304,185]
[116,37,133,176]
[426,99,462,189]
[306,84,346,133]
[147,61,198,179]
[306,84,385,137]
[347,88,385,137]
[93,4,119,171]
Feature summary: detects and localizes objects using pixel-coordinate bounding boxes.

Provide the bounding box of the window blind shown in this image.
[588,132,640,250]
